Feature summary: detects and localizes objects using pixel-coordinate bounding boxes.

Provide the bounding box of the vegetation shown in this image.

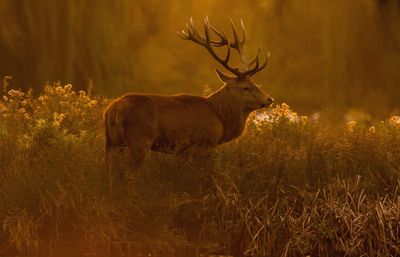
[1,83,399,256]
[1,1,399,256]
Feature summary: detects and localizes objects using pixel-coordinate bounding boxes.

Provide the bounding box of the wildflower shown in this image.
[369,126,376,133]
[2,95,8,101]
[287,112,298,123]
[53,113,65,121]
[272,107,281,116]
[21,100,27,106]
[88,100,97,107]
[64,84,72,92]
[55,86,64,95]
[52,112,65,127]
[8,89,18,97]
[24,113,31,120]
[347,121,357,132]
[38,96,44,101]
[79,91,86,97]
[253,111,272,128]
[283,108,290,116]
[282,103,289,109]
[44,86,53,94]
[389,116,400,127]
[37,119,46,128]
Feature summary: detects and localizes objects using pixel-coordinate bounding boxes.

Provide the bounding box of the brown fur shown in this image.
[104,73,273,169]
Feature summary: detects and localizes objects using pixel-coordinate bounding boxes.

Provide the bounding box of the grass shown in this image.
[0,83,400,256]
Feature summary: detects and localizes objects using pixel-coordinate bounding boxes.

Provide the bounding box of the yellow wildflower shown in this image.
[3,95,8,101]
[37,119,46,128]
[55,86,64,95]
[347,121,357,132]
[283,109,290,116]
[79,91,86,97]
[8,89,18,97]
[88,100,97,107]
[53,112,65,125]
[64,84,72,92]
[51,112,64,127]
[369,126,376,133]
[389,116,400,126]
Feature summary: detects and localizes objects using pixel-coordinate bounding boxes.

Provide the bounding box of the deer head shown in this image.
[178,17,274,112]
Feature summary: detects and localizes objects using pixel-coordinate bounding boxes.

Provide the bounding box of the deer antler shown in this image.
[178,17,269,79]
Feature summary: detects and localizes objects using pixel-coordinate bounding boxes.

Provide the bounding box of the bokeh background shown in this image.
[0,0,399,118]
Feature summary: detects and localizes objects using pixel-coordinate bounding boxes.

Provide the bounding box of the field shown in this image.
[1,83,400,257]
[1,0,400,256]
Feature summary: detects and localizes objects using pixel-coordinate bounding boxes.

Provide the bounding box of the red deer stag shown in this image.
[104,17,274,169]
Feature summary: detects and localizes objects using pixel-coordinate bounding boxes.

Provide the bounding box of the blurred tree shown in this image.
[0,0,172,94]
[0,0,399,118]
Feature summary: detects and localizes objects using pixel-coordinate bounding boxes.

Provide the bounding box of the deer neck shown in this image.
[207,89,250,144]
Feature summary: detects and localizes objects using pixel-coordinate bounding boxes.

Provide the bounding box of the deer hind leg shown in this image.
[126,137,154,171]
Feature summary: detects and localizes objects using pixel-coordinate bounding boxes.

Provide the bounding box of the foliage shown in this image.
[1,84,400,256]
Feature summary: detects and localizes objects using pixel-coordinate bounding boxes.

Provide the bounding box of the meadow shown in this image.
[0,83,399,257]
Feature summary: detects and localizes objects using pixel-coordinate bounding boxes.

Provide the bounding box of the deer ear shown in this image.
[215,69,237,83]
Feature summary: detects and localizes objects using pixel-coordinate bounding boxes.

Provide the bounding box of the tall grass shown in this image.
[0,83,400,256]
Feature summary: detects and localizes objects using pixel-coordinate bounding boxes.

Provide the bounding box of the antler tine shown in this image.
[229,18,247,67]
[229,19,243,50]
[206,17,229,47]
[248,47,261,66]
[240,19,246,44]
[229,18,239,46]
[259,52,270,71]
[243,51,270,77]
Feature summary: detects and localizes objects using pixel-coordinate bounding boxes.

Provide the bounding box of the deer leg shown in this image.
[125,136,154,171]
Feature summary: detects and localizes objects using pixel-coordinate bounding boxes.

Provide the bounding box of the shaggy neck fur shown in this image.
[207,88,251,144]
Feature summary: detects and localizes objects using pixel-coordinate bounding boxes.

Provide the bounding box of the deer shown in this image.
[104,17,274,170]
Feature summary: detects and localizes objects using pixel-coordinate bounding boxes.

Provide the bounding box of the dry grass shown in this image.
[0,83,400,256]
